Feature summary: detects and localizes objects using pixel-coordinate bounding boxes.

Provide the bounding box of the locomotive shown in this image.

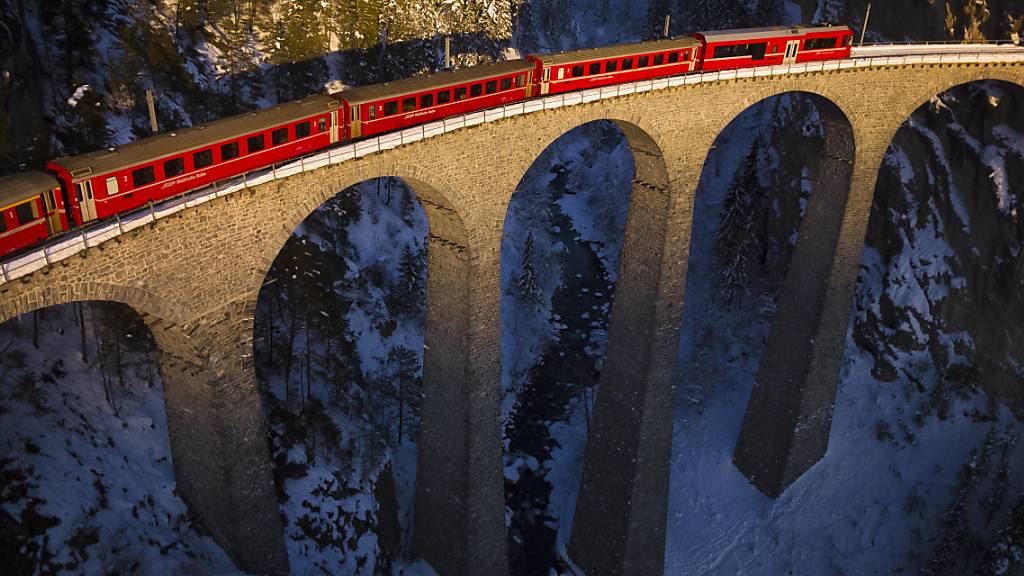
[0,24,853,259]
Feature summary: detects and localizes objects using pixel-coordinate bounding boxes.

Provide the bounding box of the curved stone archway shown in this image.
[723,92,858,497]
[252,166,507,576]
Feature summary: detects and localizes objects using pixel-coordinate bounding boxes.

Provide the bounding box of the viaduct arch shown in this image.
[0,58,1021,575]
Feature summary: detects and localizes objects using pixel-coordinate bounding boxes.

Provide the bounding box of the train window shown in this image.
[485,80,497,93]
[470,84,482,97]
[605,60,618,72]
[194,149,213,168]
[133,166,155,187]
[571,65,584,77]
[15,202,35,225]
[400,97,414,112]
[668,52,679,63]
[771,45,779,54]
[653,54,664,65]
[806,37,837,50]
[247,134,265,153]
[589,62,601,74]
[221,141,239,160]
[164,157,185,178]
[106,177,119,195]
[384,101,398,115]
[846,36,852,46]
[318,117,327,131]
[366,106,376,120]
[0,213,6,232]
[500,77,512,90]
[272,128,288,146]
[420,93,434,108]
[437,90,451,104]
[296,121,311,137]
[622,58,633,70]
[683,50,691,61]
[516,74,525,87]
[455,87,467,100]
[750,43,767,60]
[638,56,649,67]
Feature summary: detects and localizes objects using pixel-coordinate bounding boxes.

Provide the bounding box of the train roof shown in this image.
[338,60,536,106]
[530,36,701,66]
[694,24,853,43]
[0,171,58,209]
[50,94,340,180]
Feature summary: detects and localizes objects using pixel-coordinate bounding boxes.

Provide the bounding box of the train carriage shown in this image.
[47,95,341,224]
[336,60,536,141]
[529,36,701,95]
[694,24,853,72]
[0,171,67,257]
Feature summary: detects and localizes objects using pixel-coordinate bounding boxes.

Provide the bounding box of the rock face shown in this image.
[800,0,1024,42]
[856,80,1024,412]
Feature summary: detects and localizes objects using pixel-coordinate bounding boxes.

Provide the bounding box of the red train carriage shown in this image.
[694,24,853,72]
[48,95,341,225]
[529,36,701,95]
[0,171,68,258]
[336,60,535,140]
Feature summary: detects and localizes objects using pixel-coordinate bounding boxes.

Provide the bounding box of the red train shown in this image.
[0,24,852,260]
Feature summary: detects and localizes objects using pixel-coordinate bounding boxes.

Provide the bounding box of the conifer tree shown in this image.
[517,231,542,309]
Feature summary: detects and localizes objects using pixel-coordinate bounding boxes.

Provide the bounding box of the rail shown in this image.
[2,45,1024,286]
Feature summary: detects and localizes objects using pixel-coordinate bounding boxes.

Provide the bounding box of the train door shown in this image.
[75,180,97,222]
[43,189,62,234]
[330,110,340,144]
[350,106,361,139]
[524,71,534,98]
[784,40,800,64]
[541,67,551,95]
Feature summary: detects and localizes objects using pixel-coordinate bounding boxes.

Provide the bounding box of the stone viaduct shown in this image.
[0,55,1022,575]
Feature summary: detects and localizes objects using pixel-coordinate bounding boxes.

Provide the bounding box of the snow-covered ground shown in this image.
[0,304,241,574]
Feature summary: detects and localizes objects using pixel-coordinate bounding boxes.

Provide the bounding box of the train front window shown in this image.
[384,101,398,115]
[296,121,311,137]
[272,128,288,146]
[500,77,512,91]
[164,157,185,178]
[133,166,155,187]
[194,149,213,168]
[485,80,497,93]
[403,97,417,112]
[668,52,679,63]
[15,202,34,225]
[247,134,265,153]
[455,87,467,101]
[654,54,664,65]
[470,84,482,97]
[421,93,434,108]
[438,90,451,104]
[605,60,618,72]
